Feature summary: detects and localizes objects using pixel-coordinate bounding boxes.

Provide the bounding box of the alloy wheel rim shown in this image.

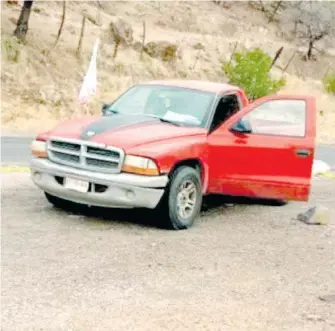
[176,180,197,219]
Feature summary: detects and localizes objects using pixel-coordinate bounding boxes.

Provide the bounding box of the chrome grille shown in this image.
[47,137,124,173]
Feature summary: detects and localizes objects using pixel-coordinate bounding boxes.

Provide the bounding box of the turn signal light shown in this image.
[121,155,159,176]
[31,140,47,158]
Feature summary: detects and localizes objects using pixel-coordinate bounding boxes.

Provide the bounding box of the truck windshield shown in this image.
[105,84,216,127]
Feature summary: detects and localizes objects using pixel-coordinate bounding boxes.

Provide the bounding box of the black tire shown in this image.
[158,166,202,230]
[44,192,86,212]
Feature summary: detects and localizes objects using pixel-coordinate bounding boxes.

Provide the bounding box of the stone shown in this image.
[108,18,133,46]
[193,42,205,50]
[132,41,142,52]
[319,294,335,303]
[306,314,324,322]
[296,205,329,225]
[144,41,179,62]
[312,159,331,175]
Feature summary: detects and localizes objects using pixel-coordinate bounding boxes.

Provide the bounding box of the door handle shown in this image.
[295,149,311,157]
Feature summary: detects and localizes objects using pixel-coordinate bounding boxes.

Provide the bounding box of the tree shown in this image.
[284,1,335,60]
[14,1,34,41]
[222,48,285,100]
[323,73,335,95]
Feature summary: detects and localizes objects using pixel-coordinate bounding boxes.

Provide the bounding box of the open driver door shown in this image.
[207,95,316,201]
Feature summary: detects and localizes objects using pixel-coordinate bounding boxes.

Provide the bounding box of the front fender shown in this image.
[126,135,210,193]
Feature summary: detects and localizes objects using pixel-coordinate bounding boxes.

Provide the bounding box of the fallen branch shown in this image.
[85,12,100,26]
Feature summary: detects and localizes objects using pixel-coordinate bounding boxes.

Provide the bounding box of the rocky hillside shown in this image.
[1,1,335,143]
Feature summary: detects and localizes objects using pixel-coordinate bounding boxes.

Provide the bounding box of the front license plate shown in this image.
[64,177,89,193]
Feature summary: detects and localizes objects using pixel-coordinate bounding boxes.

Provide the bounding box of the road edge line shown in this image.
[0,166,30,174]
[318,170,335,179]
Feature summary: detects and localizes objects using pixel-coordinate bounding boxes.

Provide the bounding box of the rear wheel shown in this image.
[158,166,202,230]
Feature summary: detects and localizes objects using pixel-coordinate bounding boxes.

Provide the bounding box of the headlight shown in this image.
[122,155,159,176]
[31,140,47,158]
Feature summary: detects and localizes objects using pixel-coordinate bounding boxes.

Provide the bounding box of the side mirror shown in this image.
[230,118,252,134]
[101,102,113,115]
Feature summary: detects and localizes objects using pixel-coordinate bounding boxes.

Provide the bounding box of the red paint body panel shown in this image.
[36,80,316,202]
[126,134,209,193]
[89,124,205,150]
[207,95,316,201]
[39,116,100,141]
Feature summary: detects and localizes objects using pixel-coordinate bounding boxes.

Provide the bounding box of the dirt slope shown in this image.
[1,1,334,143]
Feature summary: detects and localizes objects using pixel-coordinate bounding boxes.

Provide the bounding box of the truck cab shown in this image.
[30,80,316,230]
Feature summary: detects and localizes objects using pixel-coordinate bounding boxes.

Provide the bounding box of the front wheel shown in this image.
[44,192,87,213]
[158,166,203,230]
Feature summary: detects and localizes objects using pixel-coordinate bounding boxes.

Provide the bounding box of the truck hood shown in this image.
[48,114,206,150]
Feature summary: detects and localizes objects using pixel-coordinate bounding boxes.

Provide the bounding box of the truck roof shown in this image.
[143,79,240,94]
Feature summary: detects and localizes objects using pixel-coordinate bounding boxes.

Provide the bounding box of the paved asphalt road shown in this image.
[1,135,335,168]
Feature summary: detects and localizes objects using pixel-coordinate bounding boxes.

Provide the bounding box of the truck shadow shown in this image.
[202,194,286,210]
[52,194,286,229]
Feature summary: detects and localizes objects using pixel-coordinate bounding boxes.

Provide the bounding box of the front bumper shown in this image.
[30,158,168,209]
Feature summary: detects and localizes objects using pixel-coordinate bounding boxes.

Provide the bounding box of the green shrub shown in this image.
[222,47,285,100]
[323,73,335,95]
[2,37,21,62]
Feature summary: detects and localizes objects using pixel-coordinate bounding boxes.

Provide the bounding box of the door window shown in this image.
[210,94,241,131]
[240,99,306,137]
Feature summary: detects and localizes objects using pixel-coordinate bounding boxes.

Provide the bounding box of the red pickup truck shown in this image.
[30,80,316,230]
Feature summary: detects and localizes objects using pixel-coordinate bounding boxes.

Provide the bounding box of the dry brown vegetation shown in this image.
[1,1,335,143]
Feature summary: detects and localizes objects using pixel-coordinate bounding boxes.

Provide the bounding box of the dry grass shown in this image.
[1,1,335,143]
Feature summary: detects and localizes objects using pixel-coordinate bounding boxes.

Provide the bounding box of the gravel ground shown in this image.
[1,174,335,331]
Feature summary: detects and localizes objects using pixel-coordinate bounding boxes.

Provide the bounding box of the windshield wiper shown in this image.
[157,117,182,126]
[145,114,182,126]
[104,108,119,115]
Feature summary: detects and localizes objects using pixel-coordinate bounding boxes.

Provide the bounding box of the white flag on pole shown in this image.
[79,38,100,104]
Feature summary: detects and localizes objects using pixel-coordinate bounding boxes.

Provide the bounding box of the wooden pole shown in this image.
[76,14,86,57]
[270,46,284,69]
[140,21,146,60]
[14,1,34,41]
[53,0,66,48]
[268,1,282,23]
